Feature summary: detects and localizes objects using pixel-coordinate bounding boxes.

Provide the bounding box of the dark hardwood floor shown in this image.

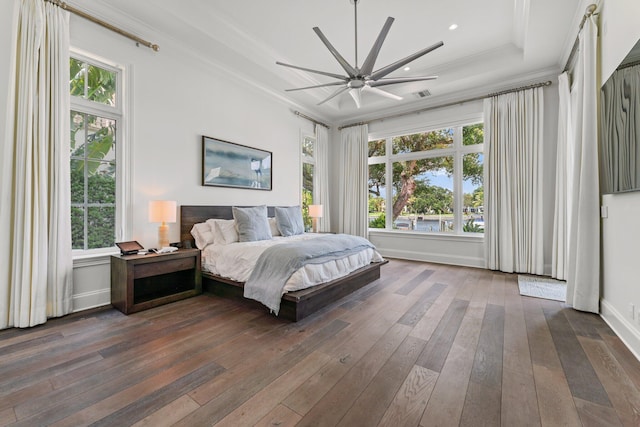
[1,259,639,426]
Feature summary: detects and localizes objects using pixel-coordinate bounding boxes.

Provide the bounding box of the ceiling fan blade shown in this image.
[368,76,438,87]
[317,85,350,106]
[313,27,358,78]
[370,41,444,81]
[363,85,403,101]
[286,81,348,92]
[349,89,362,108]
[360,17,395,76]
[276,61,348,81]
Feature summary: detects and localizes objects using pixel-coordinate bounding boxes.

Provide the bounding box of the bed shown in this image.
[180,205,387,321]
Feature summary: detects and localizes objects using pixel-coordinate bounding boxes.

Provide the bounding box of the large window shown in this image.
[301,134,315,231]
[70,55,123,252]
[368,123,484,234]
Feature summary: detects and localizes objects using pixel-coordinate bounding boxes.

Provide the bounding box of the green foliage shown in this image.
[408,182,453,214]
[463,218,483,233]
[301,188,313,231]
[369,212,386,229]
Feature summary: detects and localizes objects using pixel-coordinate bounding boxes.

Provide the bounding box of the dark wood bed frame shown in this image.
[180,205,387,321]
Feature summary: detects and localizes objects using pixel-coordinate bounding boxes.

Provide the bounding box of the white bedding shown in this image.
[201,233,383,293]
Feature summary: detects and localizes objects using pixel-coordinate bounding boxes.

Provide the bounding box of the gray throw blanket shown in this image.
[243,234,375,315]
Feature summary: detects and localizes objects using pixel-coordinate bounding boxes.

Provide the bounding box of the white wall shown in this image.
[0,5,312,312]
[599,0,640,359]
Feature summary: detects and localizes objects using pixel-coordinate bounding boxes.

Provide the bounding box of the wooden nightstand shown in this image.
[110,248,201,314]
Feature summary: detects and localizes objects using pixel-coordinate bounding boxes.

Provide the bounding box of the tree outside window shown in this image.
[368,123,484,234]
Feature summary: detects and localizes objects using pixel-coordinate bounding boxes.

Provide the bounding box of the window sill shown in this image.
[73,250,118,268]
[368,229,484,243]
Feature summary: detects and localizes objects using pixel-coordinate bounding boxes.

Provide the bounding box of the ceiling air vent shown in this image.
[416,89,432,98]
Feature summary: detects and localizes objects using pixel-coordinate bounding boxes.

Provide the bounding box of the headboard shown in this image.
[180,205,276,245]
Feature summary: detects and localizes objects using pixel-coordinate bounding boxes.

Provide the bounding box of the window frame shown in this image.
[368,120,484,235]
[70,50,130,256]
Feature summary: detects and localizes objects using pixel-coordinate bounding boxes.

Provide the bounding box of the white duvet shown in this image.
[201,233,383,293]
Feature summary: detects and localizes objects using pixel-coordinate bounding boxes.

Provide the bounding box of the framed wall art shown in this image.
[202,135,272,190]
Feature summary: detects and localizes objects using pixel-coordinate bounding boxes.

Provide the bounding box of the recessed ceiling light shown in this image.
[403,66,411,71]
[449,24,458,30]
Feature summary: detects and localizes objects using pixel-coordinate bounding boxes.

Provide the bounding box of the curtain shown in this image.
[339,124,369,237]
[484,87,545,275]
[551,73,572,280]
[1,0,72,329]
[600,64,640,193]
[314,124,331,232]
[565,15,600,313]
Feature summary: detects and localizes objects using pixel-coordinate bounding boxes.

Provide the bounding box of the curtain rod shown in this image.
[563,4,598,73]
[293,111,330,129]
[44,0,159,52]
[338,80,552,130]
[618,60,640,71]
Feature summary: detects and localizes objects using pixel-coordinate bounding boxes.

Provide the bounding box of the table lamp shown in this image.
[149,200,176,248]
[308,204,323,233]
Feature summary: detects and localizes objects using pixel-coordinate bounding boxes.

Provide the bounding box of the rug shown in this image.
[517,275,567,302]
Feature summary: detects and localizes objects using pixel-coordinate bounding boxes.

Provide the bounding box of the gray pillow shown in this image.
[275,206,305,236]
[232,205,272,242]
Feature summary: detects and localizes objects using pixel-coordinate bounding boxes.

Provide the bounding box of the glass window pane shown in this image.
[86,64,116,106]
[463,152,484,233]
[87,161,116,204]
[302,163,314,231]
[70,159,85,204]
[392,156,454,232]
[368,164,386,228]
[463,123,484,146]
[71,206,85,250]
[302,136,314,158]
[87,206,115,249]
[392,129,454,154]
[86,115,116,161]
[70,111,85,157]
[368,139,385,157]
[69,58,86,98]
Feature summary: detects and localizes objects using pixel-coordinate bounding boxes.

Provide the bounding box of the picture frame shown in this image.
[202,135,272,190]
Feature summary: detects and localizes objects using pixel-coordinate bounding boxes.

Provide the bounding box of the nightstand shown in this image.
[110,248,201,314]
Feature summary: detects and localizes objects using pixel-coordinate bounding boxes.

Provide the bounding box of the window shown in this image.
[70,55,124,252]
[302,134,315,231]
[368,123,484,234]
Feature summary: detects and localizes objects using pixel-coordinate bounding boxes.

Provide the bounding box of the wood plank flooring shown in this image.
[1,259,640,426]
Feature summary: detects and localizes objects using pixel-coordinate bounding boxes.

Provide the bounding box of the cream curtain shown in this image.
[565,15,600,313]
[1,0,72,329]
[600,64,640,193]
[551,73,572,280]
[339,124,369,237]
[314,124,331,232]
[484,87,545,274]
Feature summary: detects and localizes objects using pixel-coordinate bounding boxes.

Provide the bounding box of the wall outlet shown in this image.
[630,303,636,319]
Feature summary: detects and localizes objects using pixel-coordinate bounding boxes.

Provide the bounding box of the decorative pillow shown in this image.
[190,222,215,249]
[213,219,239,245]
[268,217,281,237]
[232,205,272,242]
[275,206,304,237]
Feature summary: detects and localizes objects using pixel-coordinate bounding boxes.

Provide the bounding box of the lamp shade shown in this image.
[148,200,177,223]
[308,204,323,218]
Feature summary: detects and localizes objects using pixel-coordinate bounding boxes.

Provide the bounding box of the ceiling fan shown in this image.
[276,0,444,108]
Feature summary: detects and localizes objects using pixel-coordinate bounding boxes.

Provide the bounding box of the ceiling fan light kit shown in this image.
[277,0,443,108]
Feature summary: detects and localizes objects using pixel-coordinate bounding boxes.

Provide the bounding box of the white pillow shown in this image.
[215,219,239,245]
[269,217,281,236]
[191,222,215,249]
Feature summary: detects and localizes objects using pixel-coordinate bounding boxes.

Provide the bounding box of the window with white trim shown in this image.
[69,54,124,252]
[368,122,484,234]
[302,134,316,230]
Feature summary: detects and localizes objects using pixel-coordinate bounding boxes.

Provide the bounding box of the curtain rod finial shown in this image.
[151,44,159,52]
[586,4,597,16]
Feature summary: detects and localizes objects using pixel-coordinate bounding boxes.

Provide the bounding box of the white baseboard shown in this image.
[378,248,485,269]
[600,298,640,362]
[72,288,111,313]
